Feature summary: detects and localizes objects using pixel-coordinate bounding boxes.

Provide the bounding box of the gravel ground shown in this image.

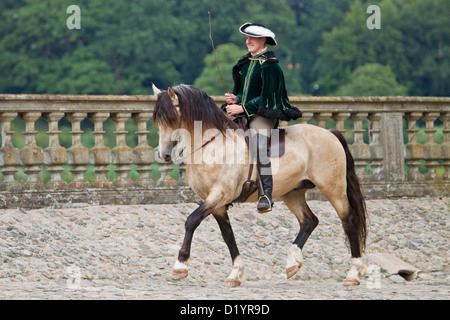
[0,197,448,300]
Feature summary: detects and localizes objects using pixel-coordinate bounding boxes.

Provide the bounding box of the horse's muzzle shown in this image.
[161,154,172,162]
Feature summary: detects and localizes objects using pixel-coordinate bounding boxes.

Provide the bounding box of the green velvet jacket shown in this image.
[232,50,302,121]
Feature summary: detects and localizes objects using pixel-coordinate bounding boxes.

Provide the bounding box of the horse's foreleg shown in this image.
[281,189,319,279]
[213,208,244,287]
[173,203,213,280]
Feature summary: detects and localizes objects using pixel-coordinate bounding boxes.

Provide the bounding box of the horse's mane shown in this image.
[153,84,237,133]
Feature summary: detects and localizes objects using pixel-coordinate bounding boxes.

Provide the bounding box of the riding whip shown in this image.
[208,11,228,93]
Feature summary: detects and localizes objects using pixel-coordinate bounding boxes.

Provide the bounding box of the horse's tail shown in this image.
[329,129,368,254]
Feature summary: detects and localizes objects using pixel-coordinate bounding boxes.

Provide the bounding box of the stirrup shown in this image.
[257,195,272,214]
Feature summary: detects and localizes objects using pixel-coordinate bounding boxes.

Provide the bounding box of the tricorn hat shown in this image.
[239,22,277,46]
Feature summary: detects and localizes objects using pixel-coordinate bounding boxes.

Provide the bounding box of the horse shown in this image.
[152,83,368,287]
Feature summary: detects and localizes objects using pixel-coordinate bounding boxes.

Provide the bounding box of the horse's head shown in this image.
[153,83,238,163]
[152,84,181,162]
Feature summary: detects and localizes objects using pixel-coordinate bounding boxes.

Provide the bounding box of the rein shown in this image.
[176,131,222,162]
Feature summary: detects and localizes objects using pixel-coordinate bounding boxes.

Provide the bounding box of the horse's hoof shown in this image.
[225,278,241,288]
[285,244,303,279]
[343,278,360,286]
[172,269,188,280]
[286,265,301,279]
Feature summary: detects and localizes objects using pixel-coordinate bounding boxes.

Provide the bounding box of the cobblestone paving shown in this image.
[0,198,448,300]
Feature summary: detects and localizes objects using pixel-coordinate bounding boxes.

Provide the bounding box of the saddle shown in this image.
[233,117,286,158]
[232,117,286,203]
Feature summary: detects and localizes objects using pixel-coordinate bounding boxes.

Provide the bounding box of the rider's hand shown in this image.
[225,93,238,105]
[226,104,244,116]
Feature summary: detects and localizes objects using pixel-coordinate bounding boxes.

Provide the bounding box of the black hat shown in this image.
[239,22,277,46]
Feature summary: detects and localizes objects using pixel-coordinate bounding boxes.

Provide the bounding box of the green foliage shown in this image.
[336,63,408,96]
[314,0,410,95]
[194,43,247,96]
[0,0,448,96]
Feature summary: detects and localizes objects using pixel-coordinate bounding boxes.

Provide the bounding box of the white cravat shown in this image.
[252,47,267,57]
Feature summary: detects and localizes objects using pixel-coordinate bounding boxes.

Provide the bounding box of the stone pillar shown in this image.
[298,112,313,125]
[423,112,442,180]
[111,112,133,188]
[380,112,405,182]
[89,113,112,188]
[20,112,44,189]
[333,112,351,136]
[0,112,21,190]
[350,113,370,181]
[155,148,177,187]
[314,112,332,129]
[178,163,187,186]
[132,112,154,187]
[439,112,449,181]
[67,113,90,188]
[368,113,383,181]
[405,112,424,181]
[43,112,67,189]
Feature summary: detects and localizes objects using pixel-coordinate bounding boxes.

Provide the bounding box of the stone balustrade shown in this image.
[0,94,448,208]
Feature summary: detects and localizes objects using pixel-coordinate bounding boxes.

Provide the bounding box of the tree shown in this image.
[291,0,354,94]
[398,0,450,96]
[36,46,116,94]
[313,0,410,95]
[0,0,77,93]
[194,43,247,96]
[336,63,408,96]
[0,0,448,96]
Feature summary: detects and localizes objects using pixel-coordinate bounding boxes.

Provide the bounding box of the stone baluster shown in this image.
[314,112,332,129]
[111,113,133,187]
[20,112,44,189]
[89,113,112,188]
[423,112,442,180]
[439,112,449,181]
[368,113,383,180]
[405,112,424,181]
[333,112,351,136]
[66,113,90,187]
[43,112,67,188]
[0,112,21,190]
[350,113,370,180]
[298,112,313,125]
[132,112,154,187]
[178,163,187,186]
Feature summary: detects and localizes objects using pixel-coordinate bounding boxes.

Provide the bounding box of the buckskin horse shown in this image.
[152,84,368,287]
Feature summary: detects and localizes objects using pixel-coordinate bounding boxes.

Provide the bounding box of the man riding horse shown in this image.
[224,22,302,213]
[152,23,367,287]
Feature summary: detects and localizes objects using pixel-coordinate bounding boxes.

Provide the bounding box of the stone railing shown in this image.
[0,94,448,208]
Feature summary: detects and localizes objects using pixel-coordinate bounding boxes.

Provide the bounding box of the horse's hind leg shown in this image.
[213,206,244,287]
[323,191,367,286]
[281,188,319,279]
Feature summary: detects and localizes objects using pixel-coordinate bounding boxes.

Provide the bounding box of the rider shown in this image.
[225,22,302,213]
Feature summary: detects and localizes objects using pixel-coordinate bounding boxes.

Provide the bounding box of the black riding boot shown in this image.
[255,133,273,213]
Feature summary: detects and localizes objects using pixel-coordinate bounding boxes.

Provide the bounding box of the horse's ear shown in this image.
[152,83,161,97]
[168,86,179,106]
